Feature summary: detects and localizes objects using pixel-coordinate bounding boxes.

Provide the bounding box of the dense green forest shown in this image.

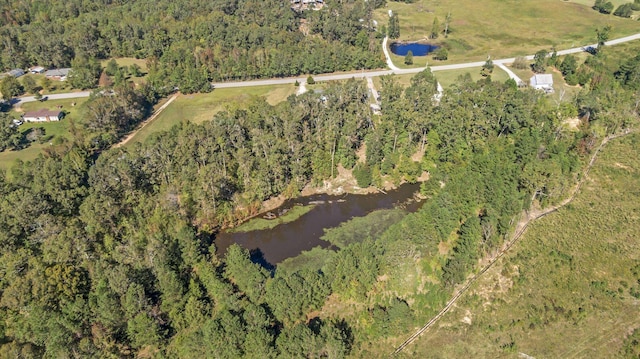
[0,0,386,92]
[1,41,639,357]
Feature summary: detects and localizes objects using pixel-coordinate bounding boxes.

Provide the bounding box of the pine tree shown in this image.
[431,17,440,39]
[404,50,414,65]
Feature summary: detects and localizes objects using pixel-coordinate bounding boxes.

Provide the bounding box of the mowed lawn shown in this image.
[374,0,640,66]
[125,84,296,145]
[371,66,510,91]
[434,66,510,87]
[0,98,86,170]
[100,57,149,85]
[99,57,148,72]
[406,133,640,358]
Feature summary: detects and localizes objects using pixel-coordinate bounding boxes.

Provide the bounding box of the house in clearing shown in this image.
[45,68,71,81]
[23,109,64,122]
[529,74,554,92]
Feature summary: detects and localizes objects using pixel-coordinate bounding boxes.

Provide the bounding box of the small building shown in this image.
[30,66,46,74]
[23,109,64,122]
[529,74,554,92]
[7,69,25,78]
[45,68,71,81]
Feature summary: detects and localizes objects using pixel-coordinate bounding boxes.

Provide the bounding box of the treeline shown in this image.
[1,52,639,356]
[0,0,385,88]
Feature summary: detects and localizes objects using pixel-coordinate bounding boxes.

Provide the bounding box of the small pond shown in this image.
[215,183,424,265]
[390,42,439,56]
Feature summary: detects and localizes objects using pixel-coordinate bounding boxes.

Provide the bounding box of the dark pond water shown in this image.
[390,42,439,56]
[215,183,424,265]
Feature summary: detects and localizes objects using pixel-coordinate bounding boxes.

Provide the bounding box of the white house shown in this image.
[30,66,46,74]
[529,74,554,92]
[23,109,64,122]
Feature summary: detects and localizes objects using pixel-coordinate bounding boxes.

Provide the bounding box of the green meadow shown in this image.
[0,98,87,170]
[375,0,640,67]
[124,84,296,145]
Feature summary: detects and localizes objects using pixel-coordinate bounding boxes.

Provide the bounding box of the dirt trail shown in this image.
[391,128,636,356]
[112,93,179,148]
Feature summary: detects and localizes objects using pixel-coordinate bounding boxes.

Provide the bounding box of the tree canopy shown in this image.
[0,44,638,357]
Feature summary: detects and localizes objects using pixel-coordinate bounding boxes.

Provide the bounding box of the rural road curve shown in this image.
[212,32,640,88]
[382,36,401,71]
[495,62,524,84]
[13,32,640,102]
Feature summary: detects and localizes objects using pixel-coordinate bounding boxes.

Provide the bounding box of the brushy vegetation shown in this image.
[277,246,336,275]
[407,133,640,358]
[229,205,316,233]
[321,209,407,248]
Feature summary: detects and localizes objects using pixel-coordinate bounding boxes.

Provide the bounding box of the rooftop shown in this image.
[45,68,71,77]
[530,74,553,86]
[23,109,63,118]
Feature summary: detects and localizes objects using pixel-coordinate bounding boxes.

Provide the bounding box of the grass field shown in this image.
[16,73,74,95]
[125,84,296,145]
[371,66,510,91]
[434,66,510,88]
[400,133,640,358]
[374,0,640,67]
[100,57,148,72]
[100,57,149,85]
[0,98,87,170]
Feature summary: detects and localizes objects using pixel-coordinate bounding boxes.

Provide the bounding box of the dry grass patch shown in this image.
[409,133,640,358]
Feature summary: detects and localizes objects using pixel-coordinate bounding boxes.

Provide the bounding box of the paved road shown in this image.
[12,32,640,101]
[382,36,401,71]
[14,91,91,105]
[496,62,524,85]
[212,32,640,88]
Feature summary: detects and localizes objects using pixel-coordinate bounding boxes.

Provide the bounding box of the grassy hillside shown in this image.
[125,84,295,145]
[403,133,640,358]
[375,0,640,65]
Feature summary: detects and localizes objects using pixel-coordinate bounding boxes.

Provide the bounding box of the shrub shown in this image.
[593,0,614,14]
[512,56,529,70]
[353,163,372,188]
[613,3,633,17]
[432,48,448,61]
[404,50,413,65]
[306,76,315,85]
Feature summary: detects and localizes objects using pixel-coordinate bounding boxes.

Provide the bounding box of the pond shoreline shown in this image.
[230,166,429,231]
[215,180,428,265]
[390,41,440,56]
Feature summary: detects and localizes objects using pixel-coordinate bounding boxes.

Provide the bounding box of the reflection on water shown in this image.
[390,42,439,56]
[215,183,424,265]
